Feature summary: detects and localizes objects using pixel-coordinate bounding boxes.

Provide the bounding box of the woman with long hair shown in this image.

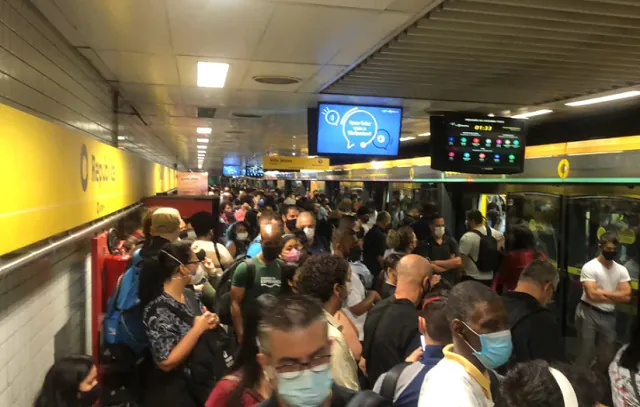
[206,295,277,407]
[225,221,252,258]
[495,224,545,292]
[34,355,99,407]
[142,240,219,407]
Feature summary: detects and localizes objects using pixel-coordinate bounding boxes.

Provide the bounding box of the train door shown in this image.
[565,192,640,349]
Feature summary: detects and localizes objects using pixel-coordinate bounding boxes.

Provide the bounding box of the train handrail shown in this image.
[0,202,144,277]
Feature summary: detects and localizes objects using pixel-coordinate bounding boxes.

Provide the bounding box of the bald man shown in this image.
[363,254,439,384]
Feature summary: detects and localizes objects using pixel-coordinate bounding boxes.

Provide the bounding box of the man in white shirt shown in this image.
[459,210,504,285]
[576,232,631,372]
[418,281,510,407]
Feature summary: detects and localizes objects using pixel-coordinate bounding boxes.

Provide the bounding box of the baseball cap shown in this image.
[150,207,181,235]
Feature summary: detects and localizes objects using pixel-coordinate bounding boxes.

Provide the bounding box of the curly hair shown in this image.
[296,253,349,303]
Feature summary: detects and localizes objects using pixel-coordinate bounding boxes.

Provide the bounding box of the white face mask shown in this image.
[236,232,248,241]
[304,227,315,242]
[190,264,206,285]
[434,226,445,238]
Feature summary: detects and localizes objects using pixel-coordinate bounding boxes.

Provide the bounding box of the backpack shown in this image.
[103,250,148,355]
[215,256,256,325]
[346,390,392,407]
[470,226,501,273]
[379,362,411,402]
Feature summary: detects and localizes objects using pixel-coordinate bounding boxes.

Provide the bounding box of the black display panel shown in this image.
[246,165,264,178]
[430,114,527,174]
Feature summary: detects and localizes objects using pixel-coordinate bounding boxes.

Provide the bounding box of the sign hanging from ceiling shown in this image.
[263,156,331,171]
[177,172,209,195]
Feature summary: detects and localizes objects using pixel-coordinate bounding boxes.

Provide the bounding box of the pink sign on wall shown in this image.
[177,172,208,195]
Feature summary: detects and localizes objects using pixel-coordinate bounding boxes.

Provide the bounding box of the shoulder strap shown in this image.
[485,225,492,238]
[213,243,225,272]
[629,367,640,401]
[379,362,411,401]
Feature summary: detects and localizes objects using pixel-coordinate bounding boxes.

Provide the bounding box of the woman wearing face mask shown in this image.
[296,254,361,391]
[418,281,512,407]
[143,240,220,407]
[279,234,303,264]
[226,221,252,258]
[34,355,100,407]
[206,295,277,407]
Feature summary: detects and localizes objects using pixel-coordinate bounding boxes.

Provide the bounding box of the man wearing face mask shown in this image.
[363,255,438,386]
[502,259,564,366]
[297,254,360,391]
[420,213,462,286]
[231,220,284,343]
[575,232,631,373]
[297,211,328,254]
[418,281,510,407]
[256,295,389,407]
[282,205,301,234]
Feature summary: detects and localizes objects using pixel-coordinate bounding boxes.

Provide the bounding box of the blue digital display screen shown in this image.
[246,166,264,178]
[222,165,241,176]
[316,103,402,156]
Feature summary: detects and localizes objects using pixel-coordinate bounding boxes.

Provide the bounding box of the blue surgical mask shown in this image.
[461,321,512,370]
[276,366,332,407]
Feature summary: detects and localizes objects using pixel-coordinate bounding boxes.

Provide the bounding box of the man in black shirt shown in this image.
[363,254,437,385]
[257,295,388,407]
[363,211,391,282]
[503,259,564,365]
[418,213,462,286]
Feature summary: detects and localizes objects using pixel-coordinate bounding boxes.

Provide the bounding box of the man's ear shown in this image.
[418,316,426,335]
[257,352,267,370]
[451,318,463,338]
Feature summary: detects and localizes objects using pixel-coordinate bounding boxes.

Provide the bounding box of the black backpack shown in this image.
[346,390,392,407]
[470,226,501,273]
[215,256,255,325]
[379,362,411,402]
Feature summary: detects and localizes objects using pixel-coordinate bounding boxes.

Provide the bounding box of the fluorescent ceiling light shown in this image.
[511,109,553,119]
[197,138,209,143]
[197,127,212,135]
[418,132,430,137]
[197,145,207,150]
[198,153,206,157]
[292,152,296,156]
[400,136,416,142]
[117,136,126,141]
[197,61,229,88]
[565,91,640,107]
[488,113,495,117]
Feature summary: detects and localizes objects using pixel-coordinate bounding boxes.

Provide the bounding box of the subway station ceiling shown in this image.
[31,0,640,169]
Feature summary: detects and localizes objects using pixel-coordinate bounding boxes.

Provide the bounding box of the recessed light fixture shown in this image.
[197,145,207,150]
[292,152,297,156]
[418,132,430,137]
[197,61,229,88]
[117,136,126,141]
[232,112,262,119]
[565,90,640,107]
[253,75,302,85]
[488,113,495,117]
[511,109,553,119]
[400,136,416,142]
[197,127,212,135]
[197,138,209,143]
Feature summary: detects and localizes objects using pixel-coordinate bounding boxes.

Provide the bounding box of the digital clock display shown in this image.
[430,114,527,174]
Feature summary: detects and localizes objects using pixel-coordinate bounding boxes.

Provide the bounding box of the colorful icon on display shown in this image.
[473,138,480,144]
[505,140,511,145]
[479,153,486,160]
[513,140,520,146]
[448,152,455,157]
[509,154,516,162]
[496,139,503,145]
[494,154,500,159]
[463,152,471,161]
[460,137,468,146]
[485,139,491,144]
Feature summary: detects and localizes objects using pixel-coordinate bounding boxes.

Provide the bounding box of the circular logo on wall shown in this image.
[80,144,89,191]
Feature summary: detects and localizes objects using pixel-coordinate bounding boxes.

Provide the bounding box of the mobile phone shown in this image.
[420,335,426,350]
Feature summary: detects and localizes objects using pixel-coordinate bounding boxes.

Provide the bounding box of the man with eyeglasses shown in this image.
[502,259,564,366]
[257,295,389,407]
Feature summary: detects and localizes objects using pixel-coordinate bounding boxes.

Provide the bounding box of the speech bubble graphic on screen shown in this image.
[373,129,391,150]
[335,108,379,149]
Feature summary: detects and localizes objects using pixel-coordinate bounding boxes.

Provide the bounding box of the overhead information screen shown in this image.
[222,165,241,177]
[246,165,264,178]
[315,103,402,157]
[430,114,527,174]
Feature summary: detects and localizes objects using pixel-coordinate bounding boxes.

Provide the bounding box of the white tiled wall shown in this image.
[0,243,91,407]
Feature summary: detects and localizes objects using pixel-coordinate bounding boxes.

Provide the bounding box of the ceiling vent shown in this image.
[225,130,246,135]
[252,75,302,85]
[197,107,216,118]
[232,112,262,119]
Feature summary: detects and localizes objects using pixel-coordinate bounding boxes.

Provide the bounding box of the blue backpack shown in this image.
[103,250,148,355]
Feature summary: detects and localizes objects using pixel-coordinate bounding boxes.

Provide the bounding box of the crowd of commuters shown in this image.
[34,186,638,407]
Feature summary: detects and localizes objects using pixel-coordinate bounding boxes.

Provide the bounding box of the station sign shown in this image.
[0,103,176,255]
[263,155,331,171]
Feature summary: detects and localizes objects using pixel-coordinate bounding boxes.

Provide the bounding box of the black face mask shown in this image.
[348,246,362,262]
[262,244,282,262]
[285,219,297,231]
[603,250,617,261]
[78,384,101,406]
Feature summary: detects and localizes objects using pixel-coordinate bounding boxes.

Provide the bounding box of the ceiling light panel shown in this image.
[197,127,212,134]
[511,109,553,119]
[565,91,640,107]
[197,62,229,88]
[197,138,209,143]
